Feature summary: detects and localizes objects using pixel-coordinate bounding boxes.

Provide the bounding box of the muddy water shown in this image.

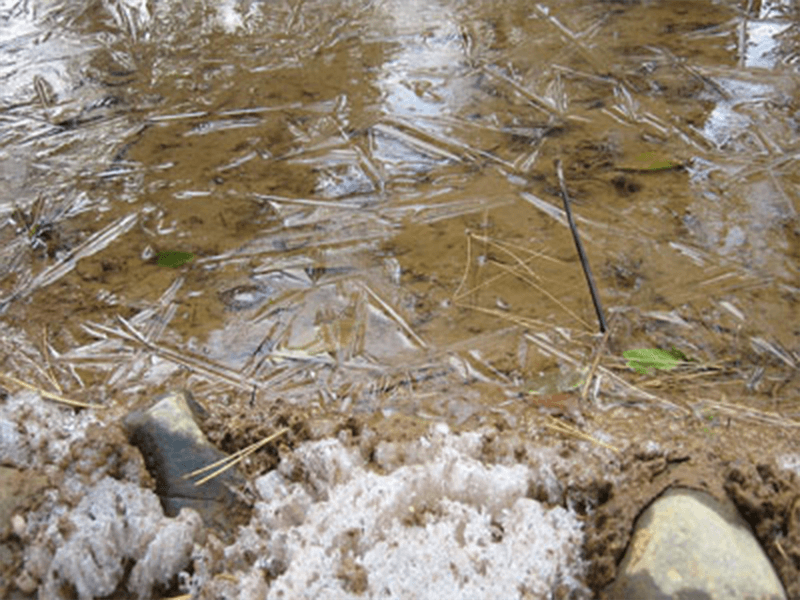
[1,0,800,596]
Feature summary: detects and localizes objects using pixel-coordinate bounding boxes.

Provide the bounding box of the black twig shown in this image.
[555,159,607,333]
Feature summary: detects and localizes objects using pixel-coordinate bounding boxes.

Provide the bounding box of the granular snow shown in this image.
[194,428,590,599]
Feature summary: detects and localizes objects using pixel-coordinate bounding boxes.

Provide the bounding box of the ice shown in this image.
[0,390,101,469]
[24,477,203,600]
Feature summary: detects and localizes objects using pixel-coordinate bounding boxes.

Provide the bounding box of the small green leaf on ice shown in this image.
[647,159,675,170]
[622,347,693,375]
[156,251,194,268]
[633,151,675,171]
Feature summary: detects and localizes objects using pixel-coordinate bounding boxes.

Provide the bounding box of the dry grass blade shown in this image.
[642,310,692,327]
[254,193,367,211]
[0,373,105,409]
[518,192,603,241]
[541,415,620,454]
[383,115,512,167]
[454,231,592,330]
[148,111,209,122]
[533,5,608,76]
[581,319,614,402]
[455,302,553,330]
[695,398,800,428]
[481,65,560,117]
[391,197,510,226]
[698,270,745,287]
[750,336,797,369]
[472,234,564,266]
[638,361,734,388]
[407,114,521,170]
[183,427,290,486]
[372,122,464,162]
[491,259,593,331]
[524,332,582,367]
[472,236,548,284]
[454,267,517,302]
[519,191,573,232]
[361,283,427,349]
[454,235,541,302]
[39,326,63,394]
[454,229,474,299]
[775,539,789,562]
[595,364,690,415]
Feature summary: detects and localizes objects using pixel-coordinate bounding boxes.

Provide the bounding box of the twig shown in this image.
[555,159,607,333]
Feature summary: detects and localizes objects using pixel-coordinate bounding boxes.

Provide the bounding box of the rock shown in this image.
[123,389,251,542]
[605,487,787,599]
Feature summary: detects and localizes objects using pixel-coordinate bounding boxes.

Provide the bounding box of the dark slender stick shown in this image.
[555,159,607,333]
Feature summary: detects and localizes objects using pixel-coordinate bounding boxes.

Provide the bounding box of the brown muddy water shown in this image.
[1,0,800,598]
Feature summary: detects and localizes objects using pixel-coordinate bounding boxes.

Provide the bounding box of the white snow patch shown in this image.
[211,430,589,599]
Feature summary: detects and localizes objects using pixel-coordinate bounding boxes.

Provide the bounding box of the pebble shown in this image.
[10,514,26,541]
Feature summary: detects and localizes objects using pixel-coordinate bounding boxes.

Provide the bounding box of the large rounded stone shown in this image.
[605,487,786,599]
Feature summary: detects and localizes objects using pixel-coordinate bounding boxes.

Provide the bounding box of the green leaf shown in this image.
[156,251,194,268]
[646,159,675,170]
[633,151,675,171]
[622,347,693,375]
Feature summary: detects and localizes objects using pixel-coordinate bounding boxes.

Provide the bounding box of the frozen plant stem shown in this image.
[555,159,607,333]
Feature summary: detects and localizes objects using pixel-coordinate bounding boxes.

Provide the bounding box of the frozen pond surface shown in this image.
[1,0,800,598]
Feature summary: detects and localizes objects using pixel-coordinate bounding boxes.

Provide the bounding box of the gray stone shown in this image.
[124,389,251,541]
[605,487,787,599]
